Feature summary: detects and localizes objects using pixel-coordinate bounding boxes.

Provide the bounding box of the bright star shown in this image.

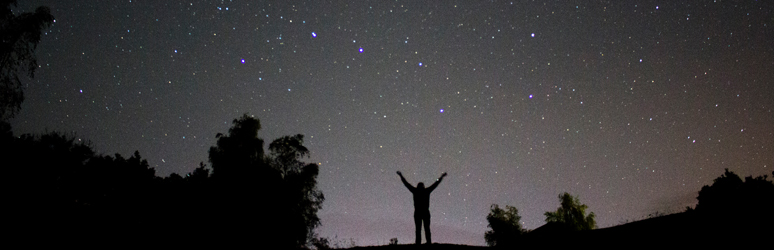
[312,32,317,37]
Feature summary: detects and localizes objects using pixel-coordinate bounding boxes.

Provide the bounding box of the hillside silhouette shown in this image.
[347,169,773,249]
[348,243,487,250]
[499,169,774,248]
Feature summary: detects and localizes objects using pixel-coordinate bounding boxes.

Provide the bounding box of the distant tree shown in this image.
[1,0,55,121]
[485,204,525,247]
[544,192,596,231]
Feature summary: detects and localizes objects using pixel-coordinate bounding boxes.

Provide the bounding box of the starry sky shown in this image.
[10,0,773,246]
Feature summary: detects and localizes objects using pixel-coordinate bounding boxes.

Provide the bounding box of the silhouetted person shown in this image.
[397,171,447,244]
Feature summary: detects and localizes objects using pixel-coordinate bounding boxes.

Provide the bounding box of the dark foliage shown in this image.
[4,114,323,248]
[695,169,774,223]
[544,192,596,231]
[3,130,160,242]
[1,0,55,120]
[484,204,525,247]
[208,114,324,248]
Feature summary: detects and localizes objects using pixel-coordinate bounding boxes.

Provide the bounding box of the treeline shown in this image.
[2,115,322,248]
[484,169,774,248]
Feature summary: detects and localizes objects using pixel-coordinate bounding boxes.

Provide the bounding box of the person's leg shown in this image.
[424,212,432,244]
[414,213,422,244]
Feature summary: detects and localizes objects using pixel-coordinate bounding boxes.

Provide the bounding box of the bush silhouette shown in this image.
[695,169,774,224]
[485,204,525,247]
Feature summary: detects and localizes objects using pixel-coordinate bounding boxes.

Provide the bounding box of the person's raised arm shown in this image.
[427,172,447,192]
[397,171,415,191]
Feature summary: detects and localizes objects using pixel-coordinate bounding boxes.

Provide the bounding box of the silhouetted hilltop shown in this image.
[517,210,771,248]
[342,209,768,248]
[348,243,487,250]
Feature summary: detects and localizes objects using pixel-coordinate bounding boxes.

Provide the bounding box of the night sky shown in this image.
[10,0,773,246]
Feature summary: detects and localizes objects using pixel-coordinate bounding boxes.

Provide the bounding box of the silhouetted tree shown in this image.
[311,237,332,250]
[695,169,774,223]
[6,132,94,212]
[186,162,210,181]
[3,131,92,240]
[208,114,266,181]
[485,204,525,247]
[268,134,325,247]
[207,114,323,248]
[4,114,323,246]
[1,0,55,121]
[80,151,158,229]
[4,131,162,235]
[695,168,743,212]
[544,192,596,231]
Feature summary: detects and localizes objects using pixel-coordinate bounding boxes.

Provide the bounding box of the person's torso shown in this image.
[412,189,431,210]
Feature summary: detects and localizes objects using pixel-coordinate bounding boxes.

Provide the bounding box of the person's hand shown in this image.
[441,172,448,178]
[397,171,403,176]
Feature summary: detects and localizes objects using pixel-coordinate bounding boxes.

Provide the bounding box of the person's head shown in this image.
[417,182,425,189]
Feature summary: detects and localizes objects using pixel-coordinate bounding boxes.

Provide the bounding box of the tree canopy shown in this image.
[695,168,774,220]
[208,114,324,248]
[544,192,596,231]
[1,0,55,121]
[485,204,525,247]
[208,114,266,181]
[5,114,323,247]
